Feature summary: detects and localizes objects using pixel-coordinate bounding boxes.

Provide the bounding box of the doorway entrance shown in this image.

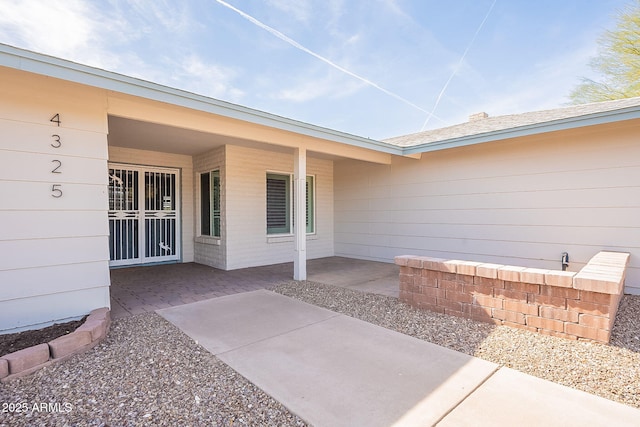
[108,163,180,266]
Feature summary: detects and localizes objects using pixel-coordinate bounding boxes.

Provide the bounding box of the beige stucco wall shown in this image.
[0,70,111,332]
[107,146,195,264]
[335,121,640,294]
[224,145,334,270]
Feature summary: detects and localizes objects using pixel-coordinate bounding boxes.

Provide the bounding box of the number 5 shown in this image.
[51,184,63,198]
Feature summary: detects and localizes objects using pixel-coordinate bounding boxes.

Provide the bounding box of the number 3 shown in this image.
[51,134,62,148]
[51,184,63,198]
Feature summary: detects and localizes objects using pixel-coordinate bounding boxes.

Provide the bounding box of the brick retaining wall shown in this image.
[0,307,110,382]
[395,252,629,343]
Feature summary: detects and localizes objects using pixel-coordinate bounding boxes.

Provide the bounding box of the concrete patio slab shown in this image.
[159,290,498,427]
[437,367,640,427]
[111,257,399,318]
[157,290,339,354]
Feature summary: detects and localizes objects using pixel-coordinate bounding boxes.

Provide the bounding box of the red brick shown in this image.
[456,274,475,284]
[2,344,50,374]
[399,266,415,275]
[465,304,492,318]
[413,294,437,307]
[400,280,421,293]
[473,276,504,288]
[579,314,613,330]
[465,283,494,296]
[440,279,464,292]
[438,298,463,312]
[418,276,438,288]
[579,291,613,305]
[473,314,502,325]
[520,268,548,285]
[494,288,527,301]
[526,316,565,332]
[436,260,457,274]
[399,291,413,304]
[503,321,537,333]
[400,274,413,287]
[492,308,507,320]
[440,272,457,281]
[456,261,483,276]
[473,295,503,309]
[476,263,503,279]
[540,306,579,323]
[407,257,424,268]
[539,285,580,300]
[0,358,8,379]
[394,255,412,266]
[89,307,110,321]
[504,300,539,316]
[528,294,566,309]
[76,319,107,341]
[446,291,473,304]
[420,269,440,287]
[504,281,540,294]
[493,309,526,324]
[565,323,610,343]
[421,287,447,299]
[48,331,92,359]
[567,300,612,316]
[498,266,526,282]
[573,274,622,294]
[544,271,575,288]
[422,257,447,270]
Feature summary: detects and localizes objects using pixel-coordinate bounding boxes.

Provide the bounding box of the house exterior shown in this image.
[1,43,639,333]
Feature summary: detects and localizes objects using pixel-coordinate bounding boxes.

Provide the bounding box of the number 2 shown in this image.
[51,160,62,174]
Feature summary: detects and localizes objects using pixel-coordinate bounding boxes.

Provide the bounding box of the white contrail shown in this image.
[214,0,435,117]
[421,0,498,130]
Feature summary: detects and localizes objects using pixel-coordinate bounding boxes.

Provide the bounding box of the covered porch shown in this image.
[106,90,398,280]
[109,257,399,319]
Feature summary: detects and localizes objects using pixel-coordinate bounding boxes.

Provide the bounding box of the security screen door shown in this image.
[108,164,180,266]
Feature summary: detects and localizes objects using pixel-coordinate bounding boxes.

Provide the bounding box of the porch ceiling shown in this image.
[107,115,375,161]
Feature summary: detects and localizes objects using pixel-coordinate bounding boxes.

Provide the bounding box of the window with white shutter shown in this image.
[266,173,315,235]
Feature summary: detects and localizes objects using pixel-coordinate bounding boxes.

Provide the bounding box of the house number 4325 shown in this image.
[50,113,63,198]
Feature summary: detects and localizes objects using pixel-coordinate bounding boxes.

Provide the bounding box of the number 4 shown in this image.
[50,113,61,126]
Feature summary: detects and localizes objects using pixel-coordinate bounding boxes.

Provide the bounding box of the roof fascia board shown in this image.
[0,44,402,156]
[402,108,640,155]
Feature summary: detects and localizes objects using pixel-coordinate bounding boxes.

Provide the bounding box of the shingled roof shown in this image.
[385,97,640,151]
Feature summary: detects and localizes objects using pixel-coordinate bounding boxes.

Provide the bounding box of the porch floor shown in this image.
[109,256,399,319]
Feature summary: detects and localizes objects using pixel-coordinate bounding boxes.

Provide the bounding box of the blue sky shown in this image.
[0,0,632,139]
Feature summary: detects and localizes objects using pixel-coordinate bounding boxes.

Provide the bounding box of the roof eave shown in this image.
[0,43,402,156]
[402,107,640,155]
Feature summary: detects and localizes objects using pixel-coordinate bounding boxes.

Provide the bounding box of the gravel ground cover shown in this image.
[2,281,638,426]
[0,313,306,427]
[273,281,640,409]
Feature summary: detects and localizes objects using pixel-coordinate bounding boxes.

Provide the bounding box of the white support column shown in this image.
[293,147,307,280]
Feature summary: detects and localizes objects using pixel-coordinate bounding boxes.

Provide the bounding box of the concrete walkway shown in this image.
[158,290,640,427]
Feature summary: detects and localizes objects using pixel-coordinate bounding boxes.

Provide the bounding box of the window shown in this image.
[304,176,314,233]
[200,171,220,237]
[266,173,314,235]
